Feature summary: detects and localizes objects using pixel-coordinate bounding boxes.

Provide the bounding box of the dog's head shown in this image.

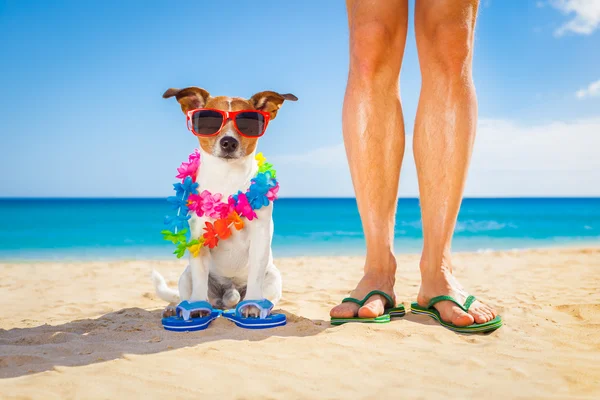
[163,87,297,160]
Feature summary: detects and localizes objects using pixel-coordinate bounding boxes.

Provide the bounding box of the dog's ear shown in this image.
[249,91,297,120]
[163,87,211,114]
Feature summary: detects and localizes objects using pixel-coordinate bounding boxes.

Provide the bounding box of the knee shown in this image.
[349,22,402,82]
[421,17,475,78]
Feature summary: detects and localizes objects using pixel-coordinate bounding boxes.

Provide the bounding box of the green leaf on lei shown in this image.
[161,229,188,244]
[173,241,188,258]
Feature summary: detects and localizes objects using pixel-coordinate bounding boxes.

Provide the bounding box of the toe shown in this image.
[470,307,489,324]
[330,302,359,318]
[485,304,498,318]
[434,301,474,327]
[468,302,497,323]
[485,310,495,321]
[451,307,475,326]
[484,308,496,321]
[358,296,386,318]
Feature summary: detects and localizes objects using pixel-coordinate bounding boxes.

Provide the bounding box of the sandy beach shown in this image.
[1,247,599,399]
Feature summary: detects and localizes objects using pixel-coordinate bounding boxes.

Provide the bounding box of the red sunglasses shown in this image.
[186,108,271,138]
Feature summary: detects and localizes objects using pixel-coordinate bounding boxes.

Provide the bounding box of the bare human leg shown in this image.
[330,0,408,319]
[413,0,497,326]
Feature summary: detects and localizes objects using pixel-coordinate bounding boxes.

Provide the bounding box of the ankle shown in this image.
[419,253,453,279]
[364,251,397,276]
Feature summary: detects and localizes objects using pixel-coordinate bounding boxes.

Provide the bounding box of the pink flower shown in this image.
[226,197,237,217]
[199,191,224,219]
[235,192,257,221]
[188,190,229,219]
[188,149,200,163]
[214,202,231,219]
[176,150,201,181]
[267,182,279,201]
[175,161,194,181]
[186,193,203,216]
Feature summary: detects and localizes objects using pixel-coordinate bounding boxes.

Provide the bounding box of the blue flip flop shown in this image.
[222,299,286,329]
[161,300,221,332]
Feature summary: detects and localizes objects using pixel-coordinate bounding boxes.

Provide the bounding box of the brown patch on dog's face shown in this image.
[195,96,258,159]
[163,87,210,113]
[249,91,298,120]
[164,87,297,160]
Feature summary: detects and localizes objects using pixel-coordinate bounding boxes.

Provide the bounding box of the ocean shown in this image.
[0,198,598,260]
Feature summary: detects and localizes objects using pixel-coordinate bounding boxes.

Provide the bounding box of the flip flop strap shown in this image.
[235,299,274,319]
[341,290,394,309]
[176,300,213,321]
[463,295,476,310]
[427,295,477,312]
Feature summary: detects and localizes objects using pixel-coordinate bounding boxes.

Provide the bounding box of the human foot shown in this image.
[417,267,497,327]
[330,268,396,319]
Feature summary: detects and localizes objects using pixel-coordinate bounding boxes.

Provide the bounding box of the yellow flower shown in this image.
[255,152,266,167]
[187,237,205,258]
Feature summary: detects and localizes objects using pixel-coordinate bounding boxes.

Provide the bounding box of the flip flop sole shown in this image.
[388,307,406,318]
[411,303,502,333]
[330,305,406,325]
[331,314,390,325]
[222,311,287,329]
[161,311,220,332]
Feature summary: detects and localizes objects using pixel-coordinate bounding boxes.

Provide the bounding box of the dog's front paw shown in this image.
[162,306,177,318]
[240,305,261,318]
[190,309,211,318]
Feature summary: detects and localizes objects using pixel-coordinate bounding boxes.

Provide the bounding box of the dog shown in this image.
[152,86,297,319]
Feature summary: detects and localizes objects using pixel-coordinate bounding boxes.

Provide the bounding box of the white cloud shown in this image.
[550,0,600,36]
[275,118,600,197]
[575,79,600,99]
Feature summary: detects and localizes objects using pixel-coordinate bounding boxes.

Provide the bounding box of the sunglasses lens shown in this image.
[191,110,223,135]
[235,112,266,137]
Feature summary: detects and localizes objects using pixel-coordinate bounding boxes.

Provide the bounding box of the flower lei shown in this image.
[161,150,279,258]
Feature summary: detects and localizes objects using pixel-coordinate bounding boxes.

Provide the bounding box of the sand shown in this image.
[1,247,599,399]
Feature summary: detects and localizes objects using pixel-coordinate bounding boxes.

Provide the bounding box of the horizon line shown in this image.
[1,196,600,200]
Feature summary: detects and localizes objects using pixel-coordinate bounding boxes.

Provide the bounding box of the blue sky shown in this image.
[0,0,599,197]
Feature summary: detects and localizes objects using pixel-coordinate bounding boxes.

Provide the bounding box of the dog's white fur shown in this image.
[152,102,282,316]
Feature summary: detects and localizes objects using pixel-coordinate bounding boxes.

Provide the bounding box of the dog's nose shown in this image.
[219,137,239,153]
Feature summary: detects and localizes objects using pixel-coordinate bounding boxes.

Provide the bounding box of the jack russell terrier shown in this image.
[152,86,297,323]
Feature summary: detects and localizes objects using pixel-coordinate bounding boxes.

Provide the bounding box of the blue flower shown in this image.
[164,214,191,231]
[173,176,199,198]
[246,172,279,210]
[172,182,185,198]
[182,176,199,194]
[252,172,277,192]
[246,184,270,210]
[167,196,189,212]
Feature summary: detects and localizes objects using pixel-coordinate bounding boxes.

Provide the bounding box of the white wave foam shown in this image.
[454,220,517,233]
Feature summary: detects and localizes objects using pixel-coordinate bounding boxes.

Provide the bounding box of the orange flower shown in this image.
[202,222,219,248]
[227,211,244,231]
[214,218,232,240]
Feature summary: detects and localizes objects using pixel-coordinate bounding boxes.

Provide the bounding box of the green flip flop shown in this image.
[410,295,502,333]
[330,290,405,325]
